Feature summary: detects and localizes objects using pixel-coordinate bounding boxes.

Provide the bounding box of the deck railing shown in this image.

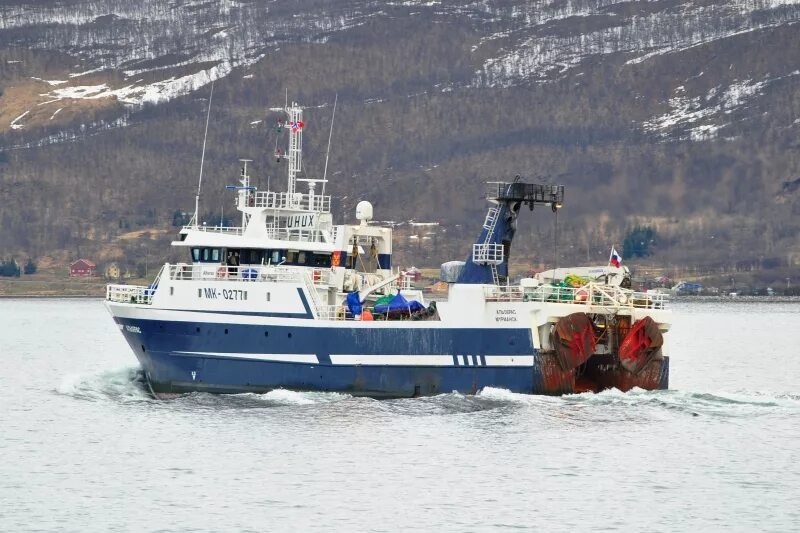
[106,284,155,304]
[181,224,244,235]
[484,282,668,310]
[167,264,315,283]
[397,272,415,291]
[106,264,166,304]
[252,191,331,212]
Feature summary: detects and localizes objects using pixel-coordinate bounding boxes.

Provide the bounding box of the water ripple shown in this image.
[53,367,800,423]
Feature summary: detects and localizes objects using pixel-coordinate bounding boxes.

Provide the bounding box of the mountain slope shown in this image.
[0,0,799,284]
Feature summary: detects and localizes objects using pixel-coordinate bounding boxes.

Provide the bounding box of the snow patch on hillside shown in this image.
[645,79,771,139]
[10,110,29,129]
[31,77,68,86]
[473,0,800,87]
[2,0,798,111]
[1,115,130,151]
[50,84,109,99]
[42,62,242,106]
[0,0,375,106]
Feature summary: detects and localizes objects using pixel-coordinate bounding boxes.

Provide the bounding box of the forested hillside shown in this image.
[1,0,799,287]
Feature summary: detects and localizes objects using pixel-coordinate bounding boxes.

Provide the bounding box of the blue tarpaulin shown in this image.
[374,292,425,315]
[346,291,363,316]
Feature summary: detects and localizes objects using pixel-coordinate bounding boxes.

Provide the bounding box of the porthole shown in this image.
[224,328,229,335]
[264,331,269,337]
[288,332,292,339]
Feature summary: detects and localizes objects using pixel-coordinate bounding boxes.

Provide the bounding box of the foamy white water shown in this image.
[1,298,799,531]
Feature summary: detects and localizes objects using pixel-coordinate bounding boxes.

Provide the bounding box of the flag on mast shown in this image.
[609,247,622,268]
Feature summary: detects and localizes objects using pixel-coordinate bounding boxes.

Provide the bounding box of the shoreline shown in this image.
[0,277,140,299]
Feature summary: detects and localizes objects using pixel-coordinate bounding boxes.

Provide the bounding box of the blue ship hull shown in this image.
[112,315,669,398]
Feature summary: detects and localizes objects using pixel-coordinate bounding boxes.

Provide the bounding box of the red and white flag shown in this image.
[609,247,622,268]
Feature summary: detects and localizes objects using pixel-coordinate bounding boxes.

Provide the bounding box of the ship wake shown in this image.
[54,367,800,421]
[55,366,151,403]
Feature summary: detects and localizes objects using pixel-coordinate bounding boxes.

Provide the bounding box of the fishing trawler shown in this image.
[105,102,670,398]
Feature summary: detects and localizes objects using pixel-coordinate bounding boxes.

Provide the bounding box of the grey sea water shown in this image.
[1,298,799,532]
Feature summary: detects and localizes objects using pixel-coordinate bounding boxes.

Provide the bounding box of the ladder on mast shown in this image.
[472,205,504,286]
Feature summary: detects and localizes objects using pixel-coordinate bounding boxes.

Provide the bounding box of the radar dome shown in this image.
[356,201,373,224]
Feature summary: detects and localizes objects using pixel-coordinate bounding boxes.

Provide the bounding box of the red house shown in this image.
[70,259,97,277]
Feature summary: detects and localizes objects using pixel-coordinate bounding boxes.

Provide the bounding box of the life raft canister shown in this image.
[618,316,663,374]
[552,312,597,370]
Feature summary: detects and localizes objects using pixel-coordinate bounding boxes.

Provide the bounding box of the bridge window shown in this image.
[312,254,331,267]
[241,249,265,265]
[191,247,223,263]
[226,249,240,267]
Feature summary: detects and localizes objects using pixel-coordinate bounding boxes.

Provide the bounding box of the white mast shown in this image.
[286,102,302,202]
[285,100,329,210]
[321,93,337,198]
[239,159,252,228]
[194,80,215,228]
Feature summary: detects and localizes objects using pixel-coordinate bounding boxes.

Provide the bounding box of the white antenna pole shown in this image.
[194,80,215,228]
[239,159,252,229]
[321,93,337,197]
[286,102,302,199]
